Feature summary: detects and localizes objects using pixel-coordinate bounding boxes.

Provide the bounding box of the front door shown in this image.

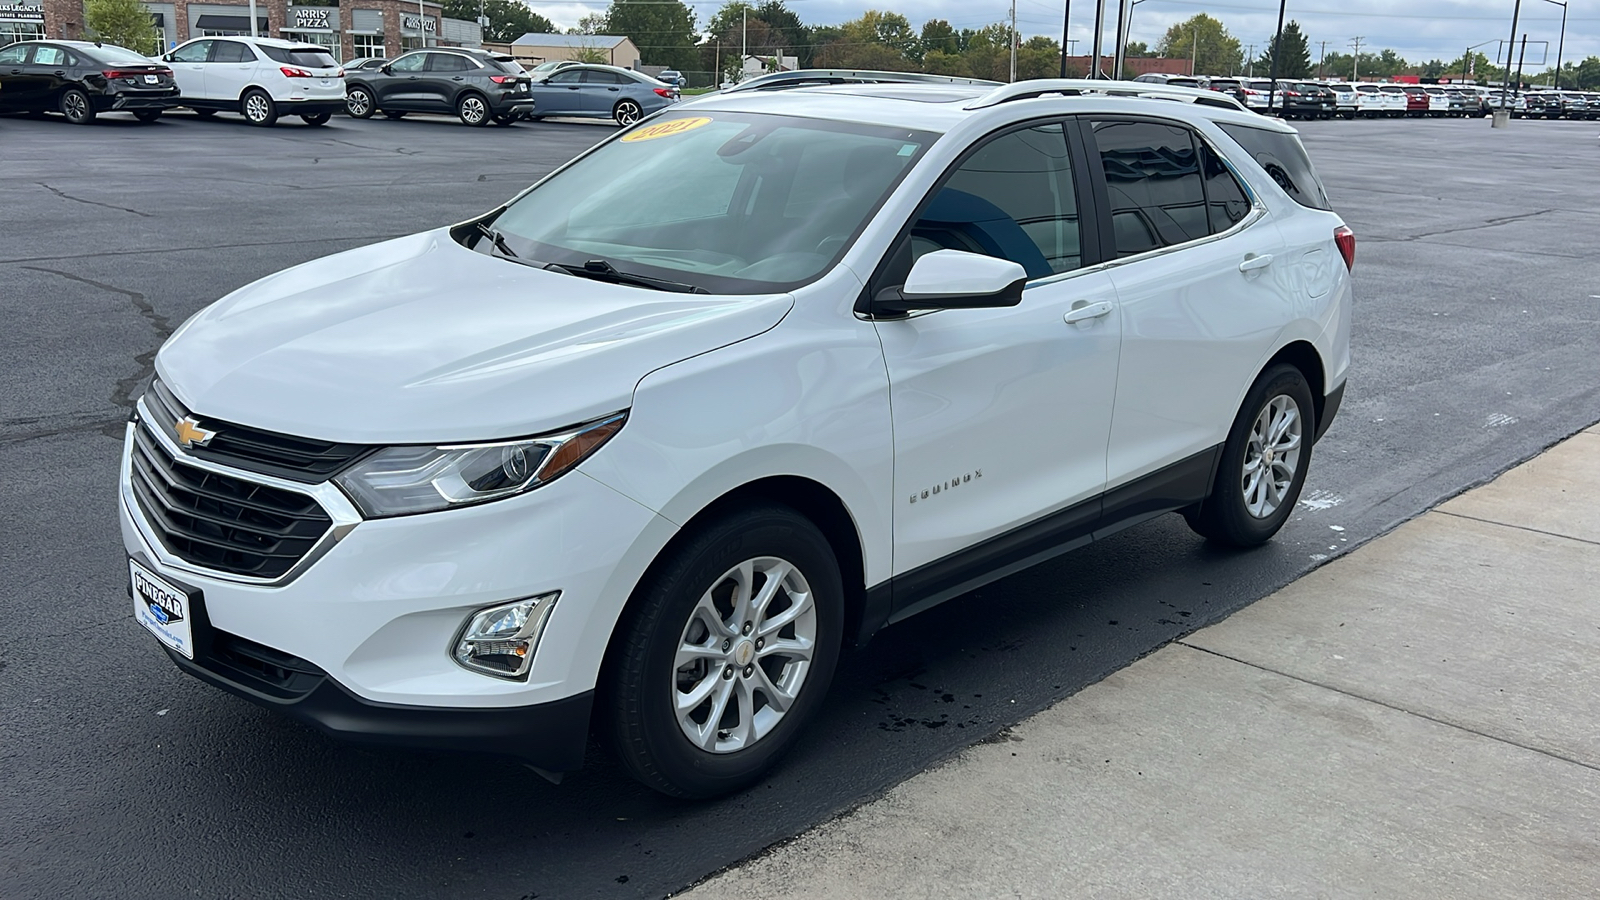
[0,43,37,110]
[874,121,1122,586]
[376,51,428,108]
[166,40,212,100]
[23,43,70,110]
[534,68,584,115]
[1082,116,1286,491]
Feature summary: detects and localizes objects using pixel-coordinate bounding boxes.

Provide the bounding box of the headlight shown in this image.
[333,412,625,517]
[453,592,560,679]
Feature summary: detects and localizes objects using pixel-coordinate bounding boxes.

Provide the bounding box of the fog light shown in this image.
[452,592,560,680]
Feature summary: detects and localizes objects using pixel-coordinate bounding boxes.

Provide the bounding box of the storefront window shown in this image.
[201,29,252,36]
[1,22,45,45]
[283,30,339,60]
[351,33,384,58]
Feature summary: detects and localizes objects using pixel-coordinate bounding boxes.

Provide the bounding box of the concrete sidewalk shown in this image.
[682,425,1600,899]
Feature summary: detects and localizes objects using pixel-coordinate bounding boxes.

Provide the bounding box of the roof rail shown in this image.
[965,79,1247,113]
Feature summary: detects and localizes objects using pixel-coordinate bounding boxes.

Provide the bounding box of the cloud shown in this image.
[524,0,1598,67]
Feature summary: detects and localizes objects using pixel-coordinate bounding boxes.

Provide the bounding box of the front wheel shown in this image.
[457,93,489,126]
[345,87,375,118]
[60,88,96,124]
[613,99,643,126]
[605,504,843,798]
[1184,364,1315,547]
[241,89,277,126]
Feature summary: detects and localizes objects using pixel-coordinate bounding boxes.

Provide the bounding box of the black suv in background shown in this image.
[344,48,533,126]
[0,40,179,123]
[1279,82,1335,119]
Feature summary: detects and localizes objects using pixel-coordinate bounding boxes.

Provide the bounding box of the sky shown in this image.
[525,0,1599,72]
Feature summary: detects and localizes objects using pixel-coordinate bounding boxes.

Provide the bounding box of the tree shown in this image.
[1124,40,1150,58]
[1017,35,1060,81]
[921,18,958,57]
[568,13,605,35]
[85,0,160,55]
[1256,20,1311,79]
[605,0,698,70]
[1156,14,1243,76]
[813,10,917,70]
[440,0,552,44]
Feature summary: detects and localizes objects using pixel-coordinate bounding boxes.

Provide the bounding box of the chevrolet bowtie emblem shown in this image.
[174,417,217,448]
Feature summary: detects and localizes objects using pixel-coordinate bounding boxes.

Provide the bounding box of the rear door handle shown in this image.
[1238,253,1274,273]
[1064,300,1114,324]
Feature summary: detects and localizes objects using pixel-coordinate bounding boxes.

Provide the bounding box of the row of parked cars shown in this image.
[1134,73,1600,121]
[0,37,679,127]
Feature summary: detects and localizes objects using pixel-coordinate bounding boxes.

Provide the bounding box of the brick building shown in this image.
[5,0,480,62]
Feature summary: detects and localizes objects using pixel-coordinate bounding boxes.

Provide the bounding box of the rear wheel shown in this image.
[301,113,331,126]
[132,109,162,123]
[613,99,643,126]
[605,504,843,798]
[241,89,277,126]
[1184,364,1315,547]
[60,88,95,124]
[457,92,489,126]
[345,87,375,118]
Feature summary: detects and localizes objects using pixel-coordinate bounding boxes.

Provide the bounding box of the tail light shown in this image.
[280,66,313,78]
[1334,225,1356,272]
[489,75,515,83]
[653,87,674,98]
[1285,90,1301,97]
[102,70,155,79]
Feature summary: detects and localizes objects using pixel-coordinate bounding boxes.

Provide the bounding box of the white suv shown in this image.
[122,81,1352,797]
[162,36,344,126]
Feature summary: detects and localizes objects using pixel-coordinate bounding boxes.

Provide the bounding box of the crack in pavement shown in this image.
[23,267,172,435]
[37,182,154,219]
[324,137,423,156]
[0,233,403,265]
[1388,207,1557,243]
[0,418,126,445]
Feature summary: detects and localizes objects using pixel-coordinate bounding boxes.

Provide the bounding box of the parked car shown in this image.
[344,56,389,74]
[1484,90,1527,116]
[1372,83,1409,116]
[121,79,1350,798]
[1326,82,1359,118]
[526,59,581,77]
[1585,93,1600,119]
[344,47,534,126]
[656,68,686,87]
[161,36,343,126]
[1397,85,1430,117]
[1554,91,1591,119]
[1419,86,1453,117]
[1239,79,1277,112]
[0,40,178,123]
[526,63,676,125]
[1208,77,1242,97]
[1278,82,1334,119]
[1446,87,1488,117]
[1523,91,1560,119]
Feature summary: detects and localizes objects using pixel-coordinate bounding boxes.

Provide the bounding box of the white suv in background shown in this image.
[122,80,1352,798]
[162,36,344,126]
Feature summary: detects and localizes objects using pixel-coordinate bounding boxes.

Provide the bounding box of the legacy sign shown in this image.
[0,2,45,22]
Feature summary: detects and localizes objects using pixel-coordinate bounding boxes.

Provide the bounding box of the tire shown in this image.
[1184,363,1316,548]
[346,87,375,118]
[132,109,162,123]
[613,99,643,126]
[241,89,277,126]
[192,108,216,118]
[301,113,331,126]
[457,92,489,126]
[60,88,95,124]
[605,504,844,799]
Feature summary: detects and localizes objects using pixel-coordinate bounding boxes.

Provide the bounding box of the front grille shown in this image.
[130,422,333,579]
[145,380,372,483]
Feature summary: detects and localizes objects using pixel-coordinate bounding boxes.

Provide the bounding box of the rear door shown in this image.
[206,39,257,103]
[422,51,472,109]
[1083,116,1286,491]
[578,68,626,113]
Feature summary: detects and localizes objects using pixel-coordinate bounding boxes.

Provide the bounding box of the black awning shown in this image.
[150,13,164,26]
[194,14,269,31]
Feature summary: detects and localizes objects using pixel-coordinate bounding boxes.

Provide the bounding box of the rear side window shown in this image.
[259,45,338,68]
[1091,119,1208,257]
[583,70,626,84]
[428,53,472,72]
[32,45,67,66]
[1200,143,1252,233]
[211,42,254,63]
[1217,123,1331,211]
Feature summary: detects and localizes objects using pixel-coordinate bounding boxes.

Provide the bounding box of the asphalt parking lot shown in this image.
[3,111,1599,899]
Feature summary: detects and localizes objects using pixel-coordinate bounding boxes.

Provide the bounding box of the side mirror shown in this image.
[380,64,392,74]
[162,53,174,62]
[874,250,1027,316]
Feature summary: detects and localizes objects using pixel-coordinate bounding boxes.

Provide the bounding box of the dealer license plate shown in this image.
[144,74,159,84]
[131,559,194,659]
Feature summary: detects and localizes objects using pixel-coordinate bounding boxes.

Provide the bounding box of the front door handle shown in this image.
[1064,300,1114,324]
[1238,253,1274,273]
[452,76,464,81]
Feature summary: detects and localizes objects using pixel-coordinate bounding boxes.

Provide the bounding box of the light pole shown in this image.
[1266,0,1287,115]
[1499,0,1523,112]
[1541,0,1566,89]
[1112,0,1147,80]
[1462,38,1496,82]
[1059,0,1072,77]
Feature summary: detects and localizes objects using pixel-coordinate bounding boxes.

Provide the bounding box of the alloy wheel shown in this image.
[459,95,487,125]
[244,92,272,124]
[62,90,90,123]
[673,556,816,754]
[1241,394,1303,519]
[615,100,642,126]
[347,89,371,117]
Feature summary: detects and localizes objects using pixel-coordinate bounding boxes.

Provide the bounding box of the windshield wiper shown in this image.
[543,259,708,294]
[477,222,519,258]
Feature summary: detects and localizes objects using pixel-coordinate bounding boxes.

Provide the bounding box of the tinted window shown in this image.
[259,45,339,68]
[387,52,426,73]
[0,44,29,65]
[1217,123,1332,210]
[169,41,212,63]
[428,52,471,72]
[548,69,583,84]
[1092,120,1208,257]
[582,69,625,84]
[211,41,254,63]
[913,124,1080,277]
[1200,143,1252,233]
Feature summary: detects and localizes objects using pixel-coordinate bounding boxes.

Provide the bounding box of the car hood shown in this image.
[156,229,793,444]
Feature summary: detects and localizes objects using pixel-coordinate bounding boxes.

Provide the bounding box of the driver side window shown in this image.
[549,70,584,84]
[907,123,1081,280]
[0,44,29,65]
[388,53,426,73]
[169,41,212,63]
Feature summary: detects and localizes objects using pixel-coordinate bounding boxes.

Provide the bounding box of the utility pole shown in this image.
[1090,0,1106,78]
[1267,0,1287,113]
[1499,0,1522,111]
[1059,0,1071,77]
[417,0,428,46]
[1112,0,1133,79]
[1009,0,1018,82]
[247,0,259,37]
[1190,22,1198,76]
[1513,33,1528,99]
[1246,44,1254,77]
[1349,35,1364,80]
[1317,40,1327,79]
[1541,0,1567,90]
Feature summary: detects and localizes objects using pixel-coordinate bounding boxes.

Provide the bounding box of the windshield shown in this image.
[490,112,935,294]
[91,45,160,64]
[259,45,339,69]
